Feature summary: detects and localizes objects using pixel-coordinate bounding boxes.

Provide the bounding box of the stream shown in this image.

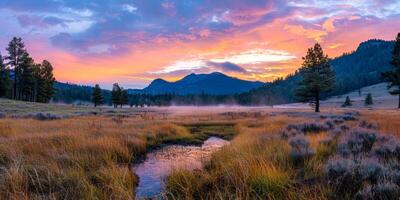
[133,137,229,199]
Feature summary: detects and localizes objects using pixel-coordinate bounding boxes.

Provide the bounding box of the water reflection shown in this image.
[133,137,229,199]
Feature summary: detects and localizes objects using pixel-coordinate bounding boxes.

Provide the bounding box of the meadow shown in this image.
[0,99,399,200]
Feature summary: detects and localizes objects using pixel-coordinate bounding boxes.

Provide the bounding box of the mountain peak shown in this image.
[142,72,264,95]
[357,39,392,50]
[151,78,168,83]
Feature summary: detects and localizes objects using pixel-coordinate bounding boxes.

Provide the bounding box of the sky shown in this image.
[0,0,399,89]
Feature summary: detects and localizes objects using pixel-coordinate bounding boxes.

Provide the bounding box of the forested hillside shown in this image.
[239,39,394,105]
[52,82,111,104]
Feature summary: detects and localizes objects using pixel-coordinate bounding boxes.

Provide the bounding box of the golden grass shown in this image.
[165,116,333,200]
[0,112,241,200]
[361,109,400,136]
[1,104,398,200]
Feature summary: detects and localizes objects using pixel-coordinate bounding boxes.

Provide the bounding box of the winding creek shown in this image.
[133,137,229,199]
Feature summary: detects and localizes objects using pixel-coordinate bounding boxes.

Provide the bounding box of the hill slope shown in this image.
[239,39,394,105]
[322,83,398,108]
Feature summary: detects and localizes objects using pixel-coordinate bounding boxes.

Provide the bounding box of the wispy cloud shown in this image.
[0,0,399,88]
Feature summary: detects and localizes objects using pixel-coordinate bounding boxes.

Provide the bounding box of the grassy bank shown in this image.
[1,101,399,200]
[0,113,237,199]
[165,111,400,200]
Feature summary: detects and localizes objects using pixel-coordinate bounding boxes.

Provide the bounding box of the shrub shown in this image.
[280,129,299,139]
[365,93,374,106]
[30,112,63,120]
[358,158,384,183]
[288,135,315,162]
[341,129,377,155]
[359,120,378,130]
[325,157,355,180]
[373,138,400,159]
[324,120,335,130]
[325,157,362,196]
[342,96,352,107]
[356,181,400,200]
[320,112,358,121]
[340,124,350,131]
[388,170,400,185]
[286,122,331,134]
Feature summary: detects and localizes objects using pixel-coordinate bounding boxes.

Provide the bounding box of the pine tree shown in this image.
[295,43,335,112]
[342,96,352,107]
[111,83,121,108]
[18,52,35,101]
[381,32,400,108]
[36,60,55,103]
[120,89,128,108]
[365,93,373,106]
[0,53,11,97]
[92,84,103,107]
[6,37,26,100]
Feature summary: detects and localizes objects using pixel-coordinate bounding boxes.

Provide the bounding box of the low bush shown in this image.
[325,157,362,196]
[288,135,315,163]
[29,112,63,120]
[356,181,400,200]
[339,129,377,156]
[286,122,332,134]
[359,120,378,130]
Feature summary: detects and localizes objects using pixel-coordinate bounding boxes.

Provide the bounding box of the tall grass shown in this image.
[0,114,236,199]
[165,111,396,200]
[165,116,333,199]
[0,105,398,200]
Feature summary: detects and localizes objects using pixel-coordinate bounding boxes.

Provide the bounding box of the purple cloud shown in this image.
[206,61,247,73]
[17,15,67,29]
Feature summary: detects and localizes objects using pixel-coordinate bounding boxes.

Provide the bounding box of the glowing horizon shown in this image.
[0,0,399,89]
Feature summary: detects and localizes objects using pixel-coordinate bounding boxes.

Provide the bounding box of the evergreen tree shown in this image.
[36,60,55,103]
[120,89,128,108]
[6,37,26,100]
[365,93,373,106]
[0,53,11,97]
[92,84,103,107]
[111,83,121,108]
[342,96,352,107]
[295,43,335,112]
[382,32,400,108]
[18,52,35,101]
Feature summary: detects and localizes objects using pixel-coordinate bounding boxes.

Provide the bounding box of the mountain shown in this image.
[52,39,395,106]
[136,72,265,95]
[238,39,394,105]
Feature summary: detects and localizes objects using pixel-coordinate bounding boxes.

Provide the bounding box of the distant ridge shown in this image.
[240,39,395,105]
[53,39,395,105]
[131,72,264,95]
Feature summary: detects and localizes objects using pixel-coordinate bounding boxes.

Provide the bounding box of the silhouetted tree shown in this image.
[111,83,121,108]
[342,96,352,107]
[36,60,55,103]
[120,89,128,108]
[365,93,373,106]
[6,37,26,100]
[92,84,103,107]
[382,33,400,108]
[18,52,35,101]
[295,43,335,112]
[0,53,11,97]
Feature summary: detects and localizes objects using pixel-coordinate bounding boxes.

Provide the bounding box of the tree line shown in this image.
[89,32,400,111]
[91,83,128,108]
[0,37,55,103]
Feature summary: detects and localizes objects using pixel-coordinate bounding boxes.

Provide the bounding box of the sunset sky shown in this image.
[0,0,399,89]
